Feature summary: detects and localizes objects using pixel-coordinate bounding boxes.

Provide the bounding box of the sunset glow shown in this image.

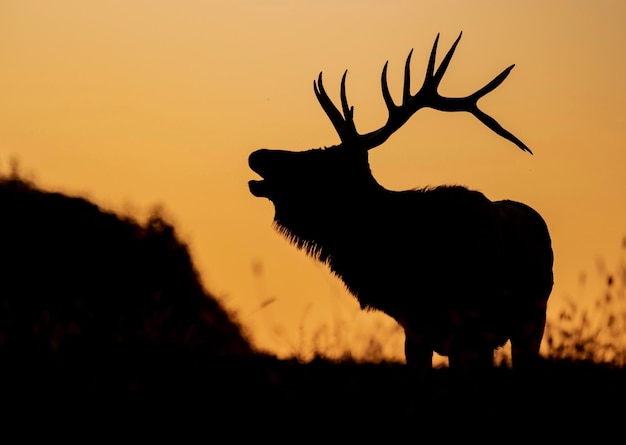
[1,1,625,361]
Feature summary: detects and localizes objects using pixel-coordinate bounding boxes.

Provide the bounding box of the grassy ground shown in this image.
[1,353,623,438]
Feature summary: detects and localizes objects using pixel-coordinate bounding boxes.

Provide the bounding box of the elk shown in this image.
[248,33,553,372]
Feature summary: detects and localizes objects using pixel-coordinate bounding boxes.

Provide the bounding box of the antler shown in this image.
[313,32,532,154]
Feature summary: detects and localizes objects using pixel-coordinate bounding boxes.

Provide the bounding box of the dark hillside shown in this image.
[0,176,252,356]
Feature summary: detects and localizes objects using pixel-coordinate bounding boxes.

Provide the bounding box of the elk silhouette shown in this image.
[248,33,553,372]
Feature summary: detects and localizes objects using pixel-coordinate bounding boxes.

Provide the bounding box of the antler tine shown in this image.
[340,71,359,136]
[465,64,532,154]
[470,64,515,101]
[402,49,414,105]
[431,32,462,87]
[472,107,532,154]
[381,61,397,111]
[314,72,357,144]
[424,33,440,86]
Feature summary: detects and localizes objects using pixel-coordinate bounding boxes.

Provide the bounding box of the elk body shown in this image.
[248,33,553,372]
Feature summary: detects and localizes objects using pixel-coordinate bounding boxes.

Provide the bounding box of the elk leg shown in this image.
[510,308,546,370]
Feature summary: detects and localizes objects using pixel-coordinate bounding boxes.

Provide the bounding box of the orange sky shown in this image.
[1,1,625,361]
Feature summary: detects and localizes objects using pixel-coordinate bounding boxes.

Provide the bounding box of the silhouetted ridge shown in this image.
[0,177,252,356]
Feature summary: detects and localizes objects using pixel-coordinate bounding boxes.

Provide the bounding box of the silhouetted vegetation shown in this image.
[544,240,626,366]
[0,174,252,357]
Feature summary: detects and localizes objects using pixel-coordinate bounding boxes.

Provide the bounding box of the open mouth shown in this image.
[248,149,274,198]
[248,179,268,198]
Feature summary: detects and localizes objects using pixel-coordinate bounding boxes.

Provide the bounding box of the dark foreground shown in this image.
[1,354,624,437]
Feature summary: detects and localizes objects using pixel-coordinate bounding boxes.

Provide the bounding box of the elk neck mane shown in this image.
[270,182,488,270]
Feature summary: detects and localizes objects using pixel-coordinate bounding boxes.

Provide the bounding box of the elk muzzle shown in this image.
[248,149,272,197]
[249,148,284,198]
[248,149,304,199]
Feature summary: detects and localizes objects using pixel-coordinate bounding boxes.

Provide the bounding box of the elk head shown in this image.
[248,32,531,255]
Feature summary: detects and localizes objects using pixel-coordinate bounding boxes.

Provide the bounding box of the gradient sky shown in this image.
[1,1,625,360]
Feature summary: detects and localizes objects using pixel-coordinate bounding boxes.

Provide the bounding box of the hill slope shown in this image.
[0,176,252,356]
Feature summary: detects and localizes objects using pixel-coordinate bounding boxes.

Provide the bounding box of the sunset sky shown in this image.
[1,1,625,360]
